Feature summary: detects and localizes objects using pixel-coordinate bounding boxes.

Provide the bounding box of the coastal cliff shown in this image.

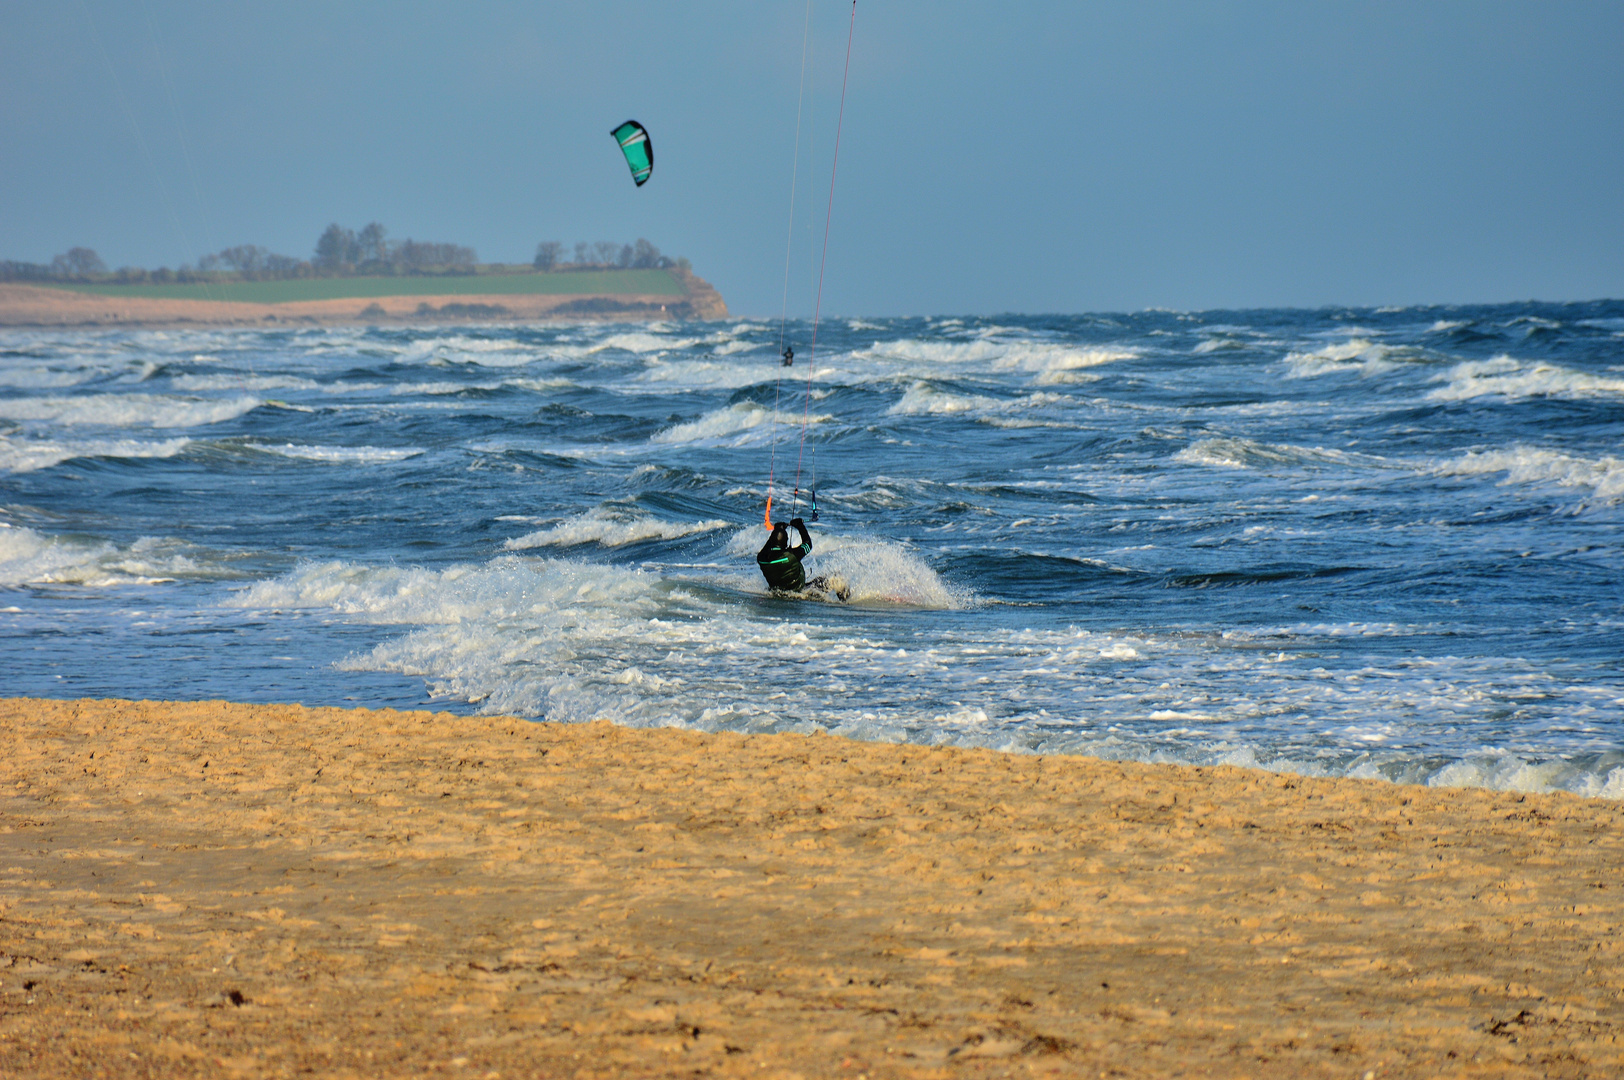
[0,269,727,328]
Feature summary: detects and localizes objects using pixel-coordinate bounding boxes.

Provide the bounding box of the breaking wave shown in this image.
[1435,446,1624,503]
[504,509,732,549]
[651,402,829,446]
[1429,356,1624,402]
[0,435,191,474]
[0,393,261,429]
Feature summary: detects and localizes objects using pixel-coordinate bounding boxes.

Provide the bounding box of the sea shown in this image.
[2,302,1621,797]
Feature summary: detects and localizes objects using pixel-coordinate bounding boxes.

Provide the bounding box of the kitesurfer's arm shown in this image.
[791,517,812,557]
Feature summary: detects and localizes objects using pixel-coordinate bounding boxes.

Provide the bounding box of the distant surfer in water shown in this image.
[758,517,849,601]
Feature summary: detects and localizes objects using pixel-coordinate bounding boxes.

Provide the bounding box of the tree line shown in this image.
[1,225,690,284]
[533,238,688,273]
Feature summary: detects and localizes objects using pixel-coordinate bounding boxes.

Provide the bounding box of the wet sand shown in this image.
[2,697,1621,1078]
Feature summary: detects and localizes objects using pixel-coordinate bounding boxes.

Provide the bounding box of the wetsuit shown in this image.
[757,519,812,592]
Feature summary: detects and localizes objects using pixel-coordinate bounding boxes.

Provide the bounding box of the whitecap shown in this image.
[250,443,424,464]
[0,393,261,428]
[503,509,731,549]
[1434,446,1624,503]
[1283,338,1408,379]
[168,374,320,392]
[0,435,191,474]
[0,525,235,586]
[1428,356,1624,402]
[651,402,829,446]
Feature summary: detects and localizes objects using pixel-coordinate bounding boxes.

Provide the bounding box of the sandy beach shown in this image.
[2,697,1621,1078]
[0,281,727,327]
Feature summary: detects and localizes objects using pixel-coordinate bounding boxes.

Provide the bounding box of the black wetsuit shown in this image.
[757,520,812,592]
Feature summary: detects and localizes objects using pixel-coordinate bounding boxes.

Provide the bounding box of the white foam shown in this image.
[168,374,319,392]
[504,509,731,549]
[651,402,829,446]
[1428,356,1624,402]
[1435,446,1624,502]
[389,336,552,369]
[1172,436,1372,470]
[1283,338,1407,379]
[0,525,230,586]
[251,443,424,464]
[859,339,1131,385]
[0,393,261,428]
[0,367,97,390]
[0,435,191,474]
[629,359,772,390]
[590,332,700,354]
[887,382,1068,423]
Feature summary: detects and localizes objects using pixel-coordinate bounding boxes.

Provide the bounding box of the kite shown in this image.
[610,120,653,187]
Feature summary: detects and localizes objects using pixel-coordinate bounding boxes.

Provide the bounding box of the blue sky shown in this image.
[3,1,1621,315]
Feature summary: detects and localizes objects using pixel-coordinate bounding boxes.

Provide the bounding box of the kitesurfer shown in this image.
[758,516,848,600]
[782,345,794,367]
[758,518,812,592]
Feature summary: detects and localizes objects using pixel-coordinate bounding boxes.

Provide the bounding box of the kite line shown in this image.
[791,0,857,522]
[765,0,856,528]
[765,0,814,529]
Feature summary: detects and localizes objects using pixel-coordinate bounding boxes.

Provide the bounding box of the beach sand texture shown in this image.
[2,698,1621,1078]
[0,280,727,326]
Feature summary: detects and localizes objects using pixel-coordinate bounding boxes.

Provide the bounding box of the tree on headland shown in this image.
[631,238,661,269]
[533,241,563,270]
[52,248,107,277]
[1,229,693,284]
[315,224,359,270]
[357,222,388,265]
[549,238,675,271]
[312,223,473,274]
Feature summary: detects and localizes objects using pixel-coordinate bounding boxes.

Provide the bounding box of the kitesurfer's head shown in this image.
[769,522,789,548]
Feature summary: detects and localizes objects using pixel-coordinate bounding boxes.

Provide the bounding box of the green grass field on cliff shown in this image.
[46,269,685,304]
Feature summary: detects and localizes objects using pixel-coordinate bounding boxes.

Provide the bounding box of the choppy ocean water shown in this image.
[2,303,1621,796]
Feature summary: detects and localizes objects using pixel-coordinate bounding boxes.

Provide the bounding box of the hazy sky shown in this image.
[3,1,1621,315]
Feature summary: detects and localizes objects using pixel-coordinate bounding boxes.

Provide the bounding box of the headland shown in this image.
[0,268,727,328]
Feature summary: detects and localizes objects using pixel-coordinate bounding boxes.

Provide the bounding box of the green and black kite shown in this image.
[610,120,653,187]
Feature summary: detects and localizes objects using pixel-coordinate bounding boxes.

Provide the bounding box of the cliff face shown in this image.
[0,273,730,327]
[675,268,728,319]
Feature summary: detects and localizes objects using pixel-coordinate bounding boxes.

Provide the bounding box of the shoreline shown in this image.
[0,275,728,328]
[3,696,1621,1077]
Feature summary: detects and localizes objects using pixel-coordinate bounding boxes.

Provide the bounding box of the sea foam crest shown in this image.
[651,402,829,445]
[887,382,1069,425]
[0,435,191,474]
[504,508,731,549]
[1428,356,1624,402]
[861,339,1131,384]
[590,332,701,355]
[1172,436,1376,470]
[0,525,229,586]
[0,393,261,429]
[231,556,711,722]
[1435,446,1624,503]
[391,336,548,369]
[168,374,320,392]
[251,443,424,464]
[1283,338,1408,379]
